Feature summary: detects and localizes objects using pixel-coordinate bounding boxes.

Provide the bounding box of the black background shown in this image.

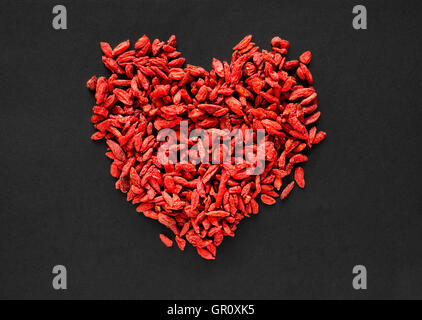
[0,0,421,300]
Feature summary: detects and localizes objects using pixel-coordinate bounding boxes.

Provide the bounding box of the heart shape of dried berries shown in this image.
[86,34,326,260]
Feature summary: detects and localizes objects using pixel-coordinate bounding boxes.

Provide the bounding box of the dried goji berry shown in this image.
[87,34,326,260]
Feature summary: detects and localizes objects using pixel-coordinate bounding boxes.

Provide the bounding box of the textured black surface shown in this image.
[0,0,421,300]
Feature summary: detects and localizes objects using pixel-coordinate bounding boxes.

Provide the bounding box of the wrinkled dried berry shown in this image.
[87,34,326,260]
